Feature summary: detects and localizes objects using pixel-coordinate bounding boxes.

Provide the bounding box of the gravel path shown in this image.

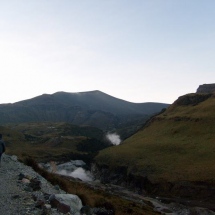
[0,154,66,215]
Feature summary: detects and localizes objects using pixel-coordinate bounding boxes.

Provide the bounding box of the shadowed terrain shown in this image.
[1,122,111,163]
[0,91,169,133]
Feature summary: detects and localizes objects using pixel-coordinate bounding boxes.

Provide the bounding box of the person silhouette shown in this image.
[0,134,6,167]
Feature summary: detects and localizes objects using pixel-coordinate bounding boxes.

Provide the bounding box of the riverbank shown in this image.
[0,154,159,215]
[1,153,214,215]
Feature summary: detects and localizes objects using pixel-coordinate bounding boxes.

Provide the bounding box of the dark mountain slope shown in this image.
[17,90,167,115]
[0,91,169,131]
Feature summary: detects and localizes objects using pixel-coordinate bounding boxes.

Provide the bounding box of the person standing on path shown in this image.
[0,134,6,167]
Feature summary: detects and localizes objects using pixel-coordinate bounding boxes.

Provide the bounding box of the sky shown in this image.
[0,0,214,104]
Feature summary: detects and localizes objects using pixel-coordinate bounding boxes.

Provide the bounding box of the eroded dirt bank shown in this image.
[92,163,215,212]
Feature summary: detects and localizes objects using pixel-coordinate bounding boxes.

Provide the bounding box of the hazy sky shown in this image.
[0,0,214,104]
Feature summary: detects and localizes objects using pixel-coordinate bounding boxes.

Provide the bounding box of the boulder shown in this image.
[49,194,82,215]
[22,178,30,184]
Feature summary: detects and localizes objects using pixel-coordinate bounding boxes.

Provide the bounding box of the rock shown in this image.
[22,178,30,184]
[49,194,82,214]
[54,185,60,190]
[42,204,52,215]
[57,202,71,214]
[35,199,46,208]
[43,193,51,201]
[25,175,33,180]
[18,173,25,180]
[24,186,33,192]
[29,178,42,191]
[32,194,38,201]
[43,204,51,210]
[10,155,18,161]
[174,93,212,106]
[196,84,215,93]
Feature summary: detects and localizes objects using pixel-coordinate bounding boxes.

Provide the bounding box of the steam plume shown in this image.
[57,167,93,182]
[106,133,121,145]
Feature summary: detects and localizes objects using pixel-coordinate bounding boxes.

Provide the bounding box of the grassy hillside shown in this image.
[96,93,215,183]
[1,122,111,162]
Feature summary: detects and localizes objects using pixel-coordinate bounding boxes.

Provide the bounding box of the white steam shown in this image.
[70,167,93,181]
[106,133,121,145]
[57,167,93,182]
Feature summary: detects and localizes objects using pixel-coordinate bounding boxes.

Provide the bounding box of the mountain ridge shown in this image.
[13,90,168,114]
[0,91,169,132]
[12,90,166,106]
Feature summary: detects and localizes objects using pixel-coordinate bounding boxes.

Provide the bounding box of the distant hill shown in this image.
[95,90,215,202]
[0,91,169,133]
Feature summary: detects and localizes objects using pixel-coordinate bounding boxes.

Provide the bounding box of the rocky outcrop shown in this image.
[0,154,71,214]
[49,194,82,214]
[0,154,117,215]
[16,167,84,214]
[173,93,212,106]
[196,84,215,93]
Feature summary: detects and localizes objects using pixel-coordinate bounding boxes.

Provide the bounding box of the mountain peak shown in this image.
[0,90,169,129]
[54,90,103,95]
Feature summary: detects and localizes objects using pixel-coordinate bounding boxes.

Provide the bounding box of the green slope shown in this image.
[95,93,215,183]
[1,122,111,162]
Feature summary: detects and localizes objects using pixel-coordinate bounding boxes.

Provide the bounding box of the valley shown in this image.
[1,88,215,214]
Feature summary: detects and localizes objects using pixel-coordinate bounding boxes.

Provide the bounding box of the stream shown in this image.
[40,160,215,215]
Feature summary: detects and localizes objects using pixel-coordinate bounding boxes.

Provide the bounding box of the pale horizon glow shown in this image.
[0,0,215,104]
